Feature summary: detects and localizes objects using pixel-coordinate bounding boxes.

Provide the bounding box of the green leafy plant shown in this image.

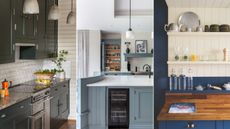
[34,69,56,74]
[52,50,68,72]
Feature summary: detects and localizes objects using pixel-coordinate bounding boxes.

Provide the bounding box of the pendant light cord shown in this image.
[71,0,73,11]
[129,0,131,29]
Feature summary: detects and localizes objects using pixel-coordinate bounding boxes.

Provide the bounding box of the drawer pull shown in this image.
[187,122,195,128]
[55,88,58,91]
[20,105,24,109]
[1,114,6,118]
[63,85,66,87]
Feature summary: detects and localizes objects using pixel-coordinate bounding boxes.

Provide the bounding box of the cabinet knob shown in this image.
[20,105,24,109]
[187,122,195,128]
[1,114,6,118]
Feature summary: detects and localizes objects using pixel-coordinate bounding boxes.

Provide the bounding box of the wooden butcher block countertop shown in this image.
[157,92,230,121]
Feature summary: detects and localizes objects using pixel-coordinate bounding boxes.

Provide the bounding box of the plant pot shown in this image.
[56,71,65,80]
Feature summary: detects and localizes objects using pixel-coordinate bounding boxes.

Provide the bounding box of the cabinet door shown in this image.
[0,0,15,63]
[14,0,36,43]
[131,88,152,123]
[35,0,47,59]
[14,112,30,129]
[46,0,58,58]
[59,85,69,120]
[50,95,60,129]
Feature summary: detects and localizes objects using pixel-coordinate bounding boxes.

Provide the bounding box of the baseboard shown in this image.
[129,123,152,129]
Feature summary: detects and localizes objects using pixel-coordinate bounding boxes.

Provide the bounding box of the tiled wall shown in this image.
[58,0,77,120]
[0,60,43,85]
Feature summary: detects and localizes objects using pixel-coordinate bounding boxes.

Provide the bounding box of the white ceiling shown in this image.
[77,0,153,33]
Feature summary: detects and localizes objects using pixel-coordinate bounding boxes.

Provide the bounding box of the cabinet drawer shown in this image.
[166,121,215,129]
[0,98,30,124]
[51,85,61,96]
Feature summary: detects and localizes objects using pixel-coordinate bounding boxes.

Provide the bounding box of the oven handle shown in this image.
[29,111,44,119]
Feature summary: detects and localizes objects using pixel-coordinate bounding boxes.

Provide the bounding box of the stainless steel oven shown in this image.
[30,88,50,129]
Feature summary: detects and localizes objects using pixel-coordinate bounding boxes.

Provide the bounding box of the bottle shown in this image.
[178,69,186,90]
[187,68,193,90]
[169,69,177,91]
[127,61,131,71]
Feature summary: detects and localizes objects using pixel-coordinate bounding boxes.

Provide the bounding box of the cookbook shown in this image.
[168,103,196,113]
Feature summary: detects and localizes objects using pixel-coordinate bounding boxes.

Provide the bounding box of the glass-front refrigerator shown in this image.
[108,89,129,129]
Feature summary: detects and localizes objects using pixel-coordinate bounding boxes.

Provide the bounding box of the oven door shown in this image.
[30,111,45,129]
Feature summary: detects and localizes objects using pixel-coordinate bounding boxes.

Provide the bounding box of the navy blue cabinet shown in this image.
[159,121,230,129]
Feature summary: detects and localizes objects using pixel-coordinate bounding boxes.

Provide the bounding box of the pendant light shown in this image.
[66,0,75,24]
[48,0,60,20]
[23,0,39,14]
[125,0,135,39]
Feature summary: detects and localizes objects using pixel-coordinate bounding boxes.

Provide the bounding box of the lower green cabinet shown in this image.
[0,98,30,129]
[50,80,70,129]
[129,88,153,129]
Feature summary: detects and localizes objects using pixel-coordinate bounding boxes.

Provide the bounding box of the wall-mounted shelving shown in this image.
[124,53,153,61]
[167,61,230,65]
[166,0,230,8]
[167,32,230,36]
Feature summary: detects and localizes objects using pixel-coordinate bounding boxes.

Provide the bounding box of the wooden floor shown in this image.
[59,120,76,129]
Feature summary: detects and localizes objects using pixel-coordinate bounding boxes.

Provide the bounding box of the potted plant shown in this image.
[52,50,68,79]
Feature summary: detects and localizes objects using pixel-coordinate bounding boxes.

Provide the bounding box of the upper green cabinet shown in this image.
[13,0,58,60]
[0,0,15,64]
[46,0,58,58]
[14,0,37,43]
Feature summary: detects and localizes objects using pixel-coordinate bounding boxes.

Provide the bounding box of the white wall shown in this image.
[58,0,77,120]
[77,0,152,32]
[88,30,101,76]
[121,32,153,72]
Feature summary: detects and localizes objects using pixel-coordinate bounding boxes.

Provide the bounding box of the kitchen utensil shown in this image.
[210,24,220,32]
[2,79,9,89]
[223,83,230,90]
[187,28,192,32]
[195,85,204,91]
[220,24,230,32]
[196,26,203,32]
[178,12,200,31]
[205,25,209,32]
[164,23,182,32]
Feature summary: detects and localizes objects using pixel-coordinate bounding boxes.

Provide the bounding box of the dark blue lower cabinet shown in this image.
[159,120,230,129]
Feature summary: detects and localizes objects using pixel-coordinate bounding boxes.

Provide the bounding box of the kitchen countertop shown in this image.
[0,89,32,110]
[0,78,70,111]
[87,75,153,87]
[157,92,230,121]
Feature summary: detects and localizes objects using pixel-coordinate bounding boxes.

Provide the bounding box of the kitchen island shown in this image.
[157,92,230,129]
[78,75,154,129]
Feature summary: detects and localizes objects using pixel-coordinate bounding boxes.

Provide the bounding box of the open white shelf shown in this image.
[167,32,230,36]
[166,0,230,8]
[167,61,230,65]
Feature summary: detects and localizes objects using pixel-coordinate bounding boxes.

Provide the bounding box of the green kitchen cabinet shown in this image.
[50,80,70,129]
[0,98,31,129]
[129,88,153,129]
[46,0,58,58]
[0,0,15,64]
[14,0,58,59]
[14,0,37,43]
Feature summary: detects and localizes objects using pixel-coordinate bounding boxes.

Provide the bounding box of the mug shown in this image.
[164,23,180,32]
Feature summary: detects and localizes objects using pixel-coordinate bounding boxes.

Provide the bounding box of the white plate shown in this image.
[178,12,200,30]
